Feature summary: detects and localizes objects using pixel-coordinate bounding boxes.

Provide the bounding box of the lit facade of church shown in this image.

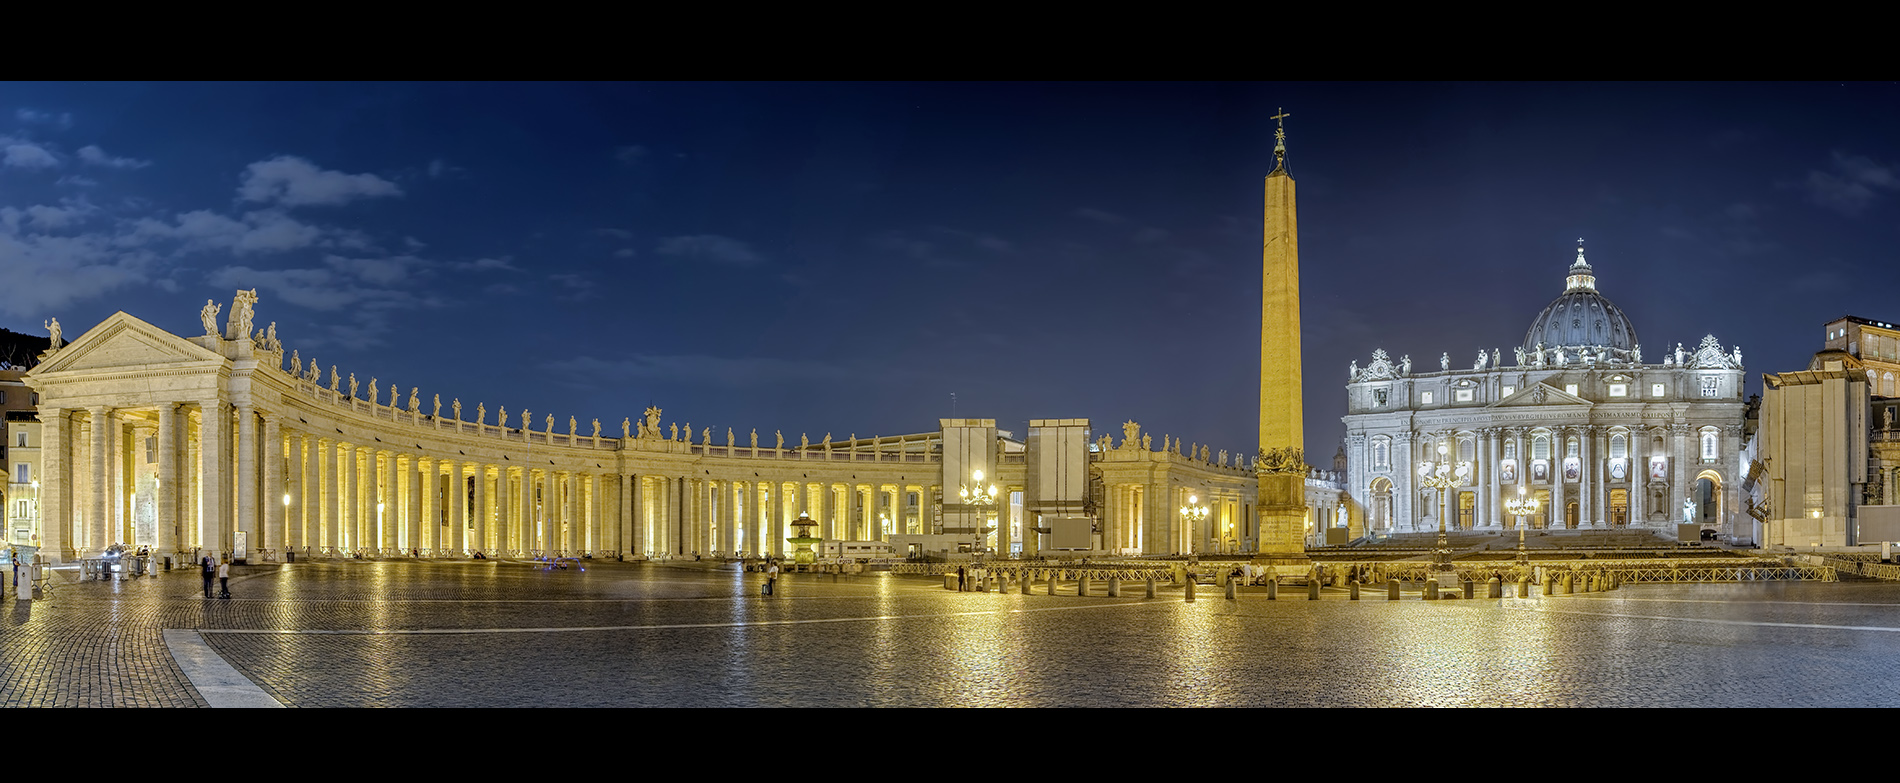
[1341,244,1747,536]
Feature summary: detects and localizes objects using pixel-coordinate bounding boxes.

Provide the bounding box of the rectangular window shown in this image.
[1454,389,1473,402]
[1421,391,1434,404]
[14,432,22,447]
[145,436,156,464]
[13,464,26,484]
[1565,384,1579,396]
[1701,377,1720,398]
[1501,386,1514,397]
[1609,384,1627,397]
[1652,383,1665,397]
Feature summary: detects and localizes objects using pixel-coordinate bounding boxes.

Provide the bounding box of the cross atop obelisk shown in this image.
[1270,107,1291,170]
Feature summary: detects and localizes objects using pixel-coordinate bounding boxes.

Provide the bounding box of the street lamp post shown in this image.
[1415,441,1471,584]
[1180,495,1209,555]
[959,469,997,556]
[1505,487,1540,571]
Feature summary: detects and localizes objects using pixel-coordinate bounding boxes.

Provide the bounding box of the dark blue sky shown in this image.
[2,83,1896,460]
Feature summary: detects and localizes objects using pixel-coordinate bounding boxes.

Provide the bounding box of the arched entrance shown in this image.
[1694,470,1724,528]
[1368,478,1394,532]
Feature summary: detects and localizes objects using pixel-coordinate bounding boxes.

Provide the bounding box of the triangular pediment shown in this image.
[1489,382,1591,408]
[28,312,226,376]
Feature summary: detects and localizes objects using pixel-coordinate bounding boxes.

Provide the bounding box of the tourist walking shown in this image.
[201,553,217,598]
[217,558,231,599]
[765,560,779,596]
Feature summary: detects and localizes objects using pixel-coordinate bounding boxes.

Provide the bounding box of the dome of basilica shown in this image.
[1521,244,1639,356]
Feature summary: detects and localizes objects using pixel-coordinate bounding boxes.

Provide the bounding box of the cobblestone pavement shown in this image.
[8,560,1900,707]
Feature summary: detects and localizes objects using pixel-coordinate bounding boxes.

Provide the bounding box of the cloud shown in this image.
[128,209,328,255]
[614,145,647,164]
[1802,151,1899,216]
[454,256,519,272]
[655,234,765,268]
[0,221,155,318]
[237,155,402,207]
[425,158,468,179]
[207,254,440,349]
[22,198,97,230]
[4,143,59,169]
[77,145,150,170]
[14,109,72,129]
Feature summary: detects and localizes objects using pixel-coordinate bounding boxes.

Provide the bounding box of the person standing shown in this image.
[201,553,217,599]
[217,558,231,599]
[765,560,780,596]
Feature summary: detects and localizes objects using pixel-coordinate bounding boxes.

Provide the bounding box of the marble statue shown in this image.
[800,433,809,448]
[592,419,601,438]
[477,403,485,425]
[309,359,319,382]
[570,416,578,436]
[1732,346,1742,366]
[751,429,758,448]
[1555,348,1565,366]
[228,289,258,341]
[330,367,340,392]
[1632,344,1642,364]
[545,414,554,433]
[1440,353,1449,371]
[1163,435,1171,453]
[1493,348,1501,367]
[523,409,532,431]
[702,427,710,444]
[1349,360,1357,379]
[727,428,734,447]
[1219,449,1229,466]
[1142,434,1151,450]
[433,395,441,418]
[405,388,418,412]
[623,418,632,438]
[290,350,301,377]
[1199,445,1210,462]
[1888,407,1895,430]
[453,399,463,421]
[644,407,662,435]
[684,423,692,443]
[777,431,785,449]
[1122,420,1140,450]
[200,300,221,336]
[1401,355,1411,375]
[1676,343,1685,365]
[44,318,61,350]
[1474,350,1486,371]
[823,433,832,449]
[368,378,377,404]
[1514,346,1525,367]
[500,407,509,428]
[266,322,277,351]
[349,374,358,399]
[670,423,679,441]
[1534,342,1545,367]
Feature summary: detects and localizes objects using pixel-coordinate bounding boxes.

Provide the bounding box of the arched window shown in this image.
[1533,434,1550,460]
[1371,436,1391,471]
[1565,436,1580,459]
[1610,433,1628,460]
[1458,437,1474,462]
[1700,427,1719,461]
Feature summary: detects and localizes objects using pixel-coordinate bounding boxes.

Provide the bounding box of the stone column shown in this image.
[261,414,282,557]
[1393,433,1414,531]
[1671,424,1690,525]
[449,460,466,556]
[519,467,535,555]
[199,401,228,555]
[473,464,488,555]
[298,432,316,554]
[1577,427,1592,528]
[495,466,512,556]
[1593,427,1609,528]
[156,405,180,559]
[406,454,423,554]
[541,469,558,554]
[1551,430,1568,528]
[88,406,111,555]
[338,443,356,551]
[40,408,70,561]
[621,473,636,557]
[230,405,255,559]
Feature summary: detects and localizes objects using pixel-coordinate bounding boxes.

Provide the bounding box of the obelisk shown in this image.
[1256,108,1310,560]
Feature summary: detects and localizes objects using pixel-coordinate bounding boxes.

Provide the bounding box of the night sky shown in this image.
[3,83,1896,463]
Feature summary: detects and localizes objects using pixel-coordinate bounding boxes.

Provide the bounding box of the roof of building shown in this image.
[1521,244,1639,355]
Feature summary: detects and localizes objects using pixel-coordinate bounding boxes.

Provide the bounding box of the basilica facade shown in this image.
[1341,244,1748,536]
